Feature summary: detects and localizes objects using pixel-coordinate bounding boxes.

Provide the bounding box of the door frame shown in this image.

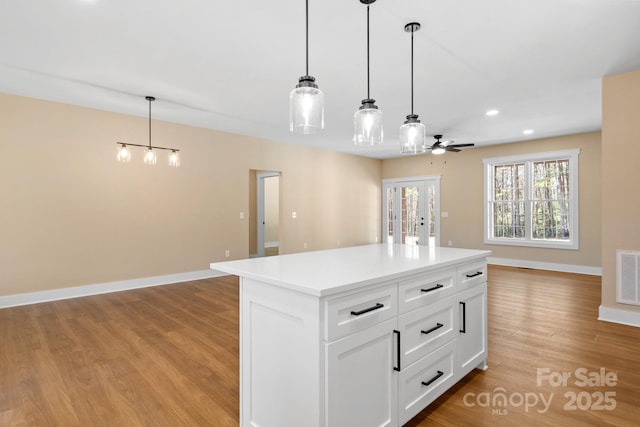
[256,171,280,257]
[382,176,441,247]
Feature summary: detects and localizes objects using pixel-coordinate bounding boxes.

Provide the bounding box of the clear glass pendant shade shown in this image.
[399,117,426,154]
[354,102,383,146]
[290,78,324,134]
[143,148,157,165]
[168,150,180,167]
[116,144,131,162]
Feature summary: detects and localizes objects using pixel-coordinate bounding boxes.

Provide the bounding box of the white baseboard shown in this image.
[599,305,640,328]
[0,269,228,309]
[488,257,602,276]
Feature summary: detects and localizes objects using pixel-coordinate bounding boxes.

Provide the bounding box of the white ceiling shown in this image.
[2,0,640,159]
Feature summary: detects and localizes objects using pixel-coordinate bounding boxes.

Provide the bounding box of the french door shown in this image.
[383,177,440,246]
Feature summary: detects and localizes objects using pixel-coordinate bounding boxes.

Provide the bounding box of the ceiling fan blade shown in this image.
[445,147,461,152]
[448,143,475,148]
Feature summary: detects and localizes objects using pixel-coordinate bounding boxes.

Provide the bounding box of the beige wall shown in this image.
[0,93,382,297]
[382,132,602,268]
[264,175,280,244]
[602,70,640,313]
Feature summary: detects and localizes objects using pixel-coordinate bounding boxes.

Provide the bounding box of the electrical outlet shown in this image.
[448,241,453,247]
[292,212,297,219]
[225,249,230,257]
[303,242,308,249]
[441,211,449,218]
[337,240,340,247]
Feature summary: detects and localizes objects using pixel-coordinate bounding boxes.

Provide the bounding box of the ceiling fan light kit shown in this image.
[289,0,324,134]
[399,22,427,155]
[115,96,181,167]
[428,134,475,155]
[353,0,383,146]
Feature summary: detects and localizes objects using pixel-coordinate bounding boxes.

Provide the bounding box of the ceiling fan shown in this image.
[427,134,475,154]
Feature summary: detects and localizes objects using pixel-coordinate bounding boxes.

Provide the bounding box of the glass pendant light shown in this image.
[168,150,180,167]
[354,0,383,146]
[290,0,324,134]
[399,22,426,154]
[143,148,157,165]
[116,144,131,162]
[143,96,157,165]
[114,96,180,166]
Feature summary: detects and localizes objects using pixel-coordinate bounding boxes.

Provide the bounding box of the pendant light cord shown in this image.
[366,5,370,99]
[306,0,309,76]
[410,28,414,115]
[148,98,152,149]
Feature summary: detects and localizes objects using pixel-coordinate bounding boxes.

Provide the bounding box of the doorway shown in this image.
[382,177,440,246]
[252,171,280,257]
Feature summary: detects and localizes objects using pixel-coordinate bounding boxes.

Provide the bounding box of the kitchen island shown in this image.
[211,244,490,427]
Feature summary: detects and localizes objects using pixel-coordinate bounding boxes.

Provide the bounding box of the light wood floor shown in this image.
[2,267,640,426]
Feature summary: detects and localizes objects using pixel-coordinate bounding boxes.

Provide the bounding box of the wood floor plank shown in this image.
[2,266,640,426]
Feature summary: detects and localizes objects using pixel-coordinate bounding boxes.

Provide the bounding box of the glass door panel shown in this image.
[401,186,421,245]
[383,178,440,246]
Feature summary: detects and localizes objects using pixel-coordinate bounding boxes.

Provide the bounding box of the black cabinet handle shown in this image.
[460,301,466,333]
[393,330,401,372]
[466,271,483,278]
[422,370,444,387]
[421,284,443,293]
[421,323,444,335]
[351,303,384,316]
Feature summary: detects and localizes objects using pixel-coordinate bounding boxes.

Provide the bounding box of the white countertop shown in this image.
[210,244,490,297]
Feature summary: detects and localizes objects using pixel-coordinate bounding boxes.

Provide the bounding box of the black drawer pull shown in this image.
[422,370,444,387]
[460,301,466,333]
[466,271,483,278]
[351,303,384,316]
[421,323,444,335]
[393,330,401,372]
[421,284,444,293]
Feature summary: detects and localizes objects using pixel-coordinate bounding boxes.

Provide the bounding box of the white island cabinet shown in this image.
[210,244,490,427]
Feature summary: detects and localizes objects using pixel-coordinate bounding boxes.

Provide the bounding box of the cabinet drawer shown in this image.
[397,296,456,368]
[324,284,397,341]
[398,340,456,426]
[398,268,455,314]
[457,261,487,291]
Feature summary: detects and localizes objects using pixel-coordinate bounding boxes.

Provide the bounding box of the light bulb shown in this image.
[432,147,446,155]
[143,148,157,165]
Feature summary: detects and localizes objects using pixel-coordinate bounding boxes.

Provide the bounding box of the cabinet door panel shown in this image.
[326,319,398,427]
[457,282,488,378]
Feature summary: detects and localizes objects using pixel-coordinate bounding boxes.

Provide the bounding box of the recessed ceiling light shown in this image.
[523,129,534,135]
[485,109,499,116]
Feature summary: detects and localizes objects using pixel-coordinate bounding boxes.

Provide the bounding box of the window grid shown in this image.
[484,150,579,249]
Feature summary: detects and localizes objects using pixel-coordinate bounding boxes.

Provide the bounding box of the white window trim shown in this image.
[483,149,580,250]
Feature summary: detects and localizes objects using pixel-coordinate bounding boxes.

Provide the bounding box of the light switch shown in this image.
[441,211,449,218]
[239,212,245,219]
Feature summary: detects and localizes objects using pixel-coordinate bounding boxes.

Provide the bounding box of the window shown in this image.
[484,149,579,249]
